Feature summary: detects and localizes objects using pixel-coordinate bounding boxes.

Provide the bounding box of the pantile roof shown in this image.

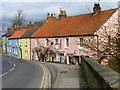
[9,29,28,39]
[2,30,15,37]
[32,9,117,38]
[20,27,39,38]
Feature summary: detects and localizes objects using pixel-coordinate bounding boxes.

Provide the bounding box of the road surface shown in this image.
[1,55,50,88]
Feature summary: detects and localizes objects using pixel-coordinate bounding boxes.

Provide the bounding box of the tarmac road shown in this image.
[1,55,50,88]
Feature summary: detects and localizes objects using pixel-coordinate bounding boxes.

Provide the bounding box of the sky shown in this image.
[0,0,119,36]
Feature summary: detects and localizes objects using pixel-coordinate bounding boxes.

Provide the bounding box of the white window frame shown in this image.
[78,38,84,49]
[19,39,21,46]
[65,38,69,48]
[9,47,11,52]
[25,39,27,46]
[15,49,18,55]
[54,39,58,45]
[9,40,11,45]
[36,38,39,47]
[16,40,17,45]
[25,51,28,56]
[45,39,49,47]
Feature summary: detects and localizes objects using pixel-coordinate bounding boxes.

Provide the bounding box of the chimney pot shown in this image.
[59,10,67,19]
[46,13,56,22]
[27,21,34,29]
[14,25,20,31]
[93,3,101,15]
[7,28,11,32]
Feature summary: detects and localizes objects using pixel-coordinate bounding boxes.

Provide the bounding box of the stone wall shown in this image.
[81,56,120,89]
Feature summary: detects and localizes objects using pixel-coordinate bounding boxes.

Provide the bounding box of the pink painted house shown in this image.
[31,4,119,64]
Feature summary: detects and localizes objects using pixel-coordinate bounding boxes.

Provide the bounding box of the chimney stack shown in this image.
[93,3,101,15]
[7,28,11,32]
[59,9,67,19]
[46,13,56,22]
[14,25,20,31]
[27,21,34,29]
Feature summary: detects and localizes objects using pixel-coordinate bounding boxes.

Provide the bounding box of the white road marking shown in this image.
[0,60,16,77]
[10,67,14,72]
[13,64,16,67]
[0,72,8,77]
[8,61,12,64]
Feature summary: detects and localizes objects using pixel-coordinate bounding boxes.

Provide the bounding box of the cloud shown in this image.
[1,2,118,29]
[1,0,119,2]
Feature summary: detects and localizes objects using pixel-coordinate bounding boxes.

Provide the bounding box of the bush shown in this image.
[109,56,120,73]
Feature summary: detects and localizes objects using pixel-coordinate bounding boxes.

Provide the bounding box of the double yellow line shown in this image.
[40,64,49,88]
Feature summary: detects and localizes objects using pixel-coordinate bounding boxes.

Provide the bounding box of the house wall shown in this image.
[94,8,118,57]
[31,37,94,64]
[8,39,21,58]
[2,36,8,54]
[31,9,119,64]
[20,38,30,60]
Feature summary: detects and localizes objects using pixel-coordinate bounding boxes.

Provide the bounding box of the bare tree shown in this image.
[11,9,26,28]
[32,42,56,62]
[84,10,119,59]
[84,9,120,72]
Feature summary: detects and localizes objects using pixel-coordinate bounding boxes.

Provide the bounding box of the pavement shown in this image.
[42,63,88,88]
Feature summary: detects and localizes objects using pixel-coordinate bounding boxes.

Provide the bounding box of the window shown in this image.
[15,49,17,55]
[54,39,59,50]
[45,39,49,47]
[25,39,27,47]
[25,51,28,56]
[55,39,58,45]
[36,39,39,47]
[79,38,84,48]
[13,49,15,55]
[65,38,69,48]
[108,35,111,48]
[9,48,11,52]
[9,40,11,45]
[16,40,17,45]
[19,39,22,46]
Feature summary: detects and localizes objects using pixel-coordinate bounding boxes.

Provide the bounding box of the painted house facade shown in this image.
[20,24,39,60]
[8,29,28,58]
[31,4,118,64]
[2,28,14,54]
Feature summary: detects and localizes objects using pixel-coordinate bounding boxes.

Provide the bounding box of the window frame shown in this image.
[45,39,49,47]
[65,38,69,48]
[25,51,28,56]
[79,38,84,48]
[25,39,27,47]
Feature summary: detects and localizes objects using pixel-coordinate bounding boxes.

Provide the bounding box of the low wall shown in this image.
[81,56,120,89]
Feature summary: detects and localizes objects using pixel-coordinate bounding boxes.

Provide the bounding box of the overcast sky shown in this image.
[0,0,119,36]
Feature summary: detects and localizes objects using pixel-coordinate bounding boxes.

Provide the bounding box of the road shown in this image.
[1,55,50,88]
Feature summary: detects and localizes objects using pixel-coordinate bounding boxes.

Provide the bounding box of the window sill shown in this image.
[78,47,84,49]
[65,47,69,49]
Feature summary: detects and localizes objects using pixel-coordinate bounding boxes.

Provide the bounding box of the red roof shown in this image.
[32,9,117,38]
[9,29,28,39]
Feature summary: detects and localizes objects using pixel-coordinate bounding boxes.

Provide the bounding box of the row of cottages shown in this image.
[2,28,15,54]
[31,4,118,64]
[3,4,118,64]
[8,23,38,60]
